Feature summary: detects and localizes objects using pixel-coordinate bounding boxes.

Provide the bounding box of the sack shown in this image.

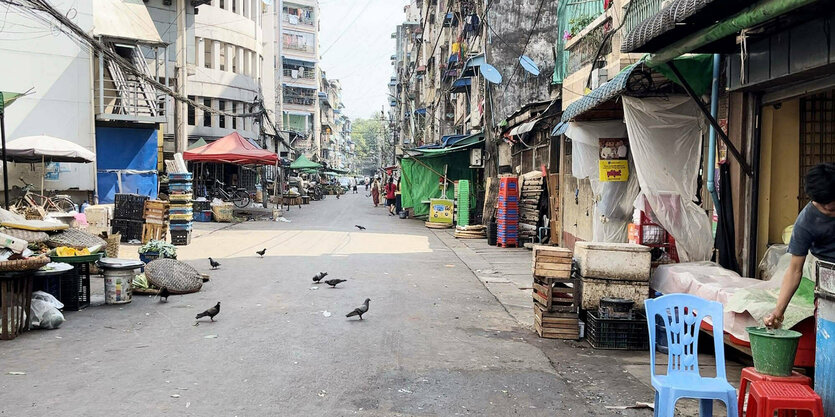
[32,290,64,309]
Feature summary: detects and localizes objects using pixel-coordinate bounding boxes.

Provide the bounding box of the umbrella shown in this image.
[4,135,96,163]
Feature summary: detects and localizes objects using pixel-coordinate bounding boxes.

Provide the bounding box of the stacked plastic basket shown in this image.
[456,180,470,227]
[168,173,193,246]
[496,177,519,248]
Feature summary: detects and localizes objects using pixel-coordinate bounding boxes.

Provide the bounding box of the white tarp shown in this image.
[5,135,96,163]
[623,96,712,262]
[92,0,163,45]
[566,121,640,243]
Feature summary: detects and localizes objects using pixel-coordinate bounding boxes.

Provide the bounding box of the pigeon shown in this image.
[324,279,347,288]
[209,258,220,270]
[256,248,267,258]
[355,225,366,230]
[158,287,170,302]
[312,272,328,283]
[195,302,221,322]
[346,298,370,320]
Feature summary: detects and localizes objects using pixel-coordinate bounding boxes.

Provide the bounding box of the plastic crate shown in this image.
[169,223,193,231]
[114,194,148,220]
[168,193,193,202]
[168,183,193,193]
[585,310,649,350]
[498,195,519,203]
[192,200,212,211]
[171,230,192,246]
[112,219,144,242]
[194,210,213,222]
[168,172,193,181]
[60,264,91,311]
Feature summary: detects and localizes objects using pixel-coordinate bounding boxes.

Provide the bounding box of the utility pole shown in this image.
[174,0,188,154]
[481,0,498,225]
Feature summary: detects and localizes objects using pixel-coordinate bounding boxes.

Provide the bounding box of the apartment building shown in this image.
[189,0,269,145]
[276,0,321,158]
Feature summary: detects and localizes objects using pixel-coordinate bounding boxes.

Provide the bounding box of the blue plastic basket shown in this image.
[168,173,193,181]
[194,211,212,222]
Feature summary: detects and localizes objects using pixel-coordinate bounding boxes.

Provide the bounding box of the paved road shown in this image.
[1,193,642,416]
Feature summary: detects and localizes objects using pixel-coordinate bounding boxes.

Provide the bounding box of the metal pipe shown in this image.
[666,61,753,176]
[748,95,762,276]
[647,0,816,67]
[707,54,721,209]
[98,53,105,115]
[1,111,8,209]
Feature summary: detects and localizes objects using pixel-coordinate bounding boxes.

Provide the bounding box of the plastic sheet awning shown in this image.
[561,63,641,123]
[410,132,484,155]
[183,132,278,165]
[450,78,472,93]
[92,0,163,44]
[289,154,322,170]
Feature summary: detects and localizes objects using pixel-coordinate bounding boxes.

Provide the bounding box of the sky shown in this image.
[318,0,410,120]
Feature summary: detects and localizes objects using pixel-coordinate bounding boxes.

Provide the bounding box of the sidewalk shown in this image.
[432,228,746,416]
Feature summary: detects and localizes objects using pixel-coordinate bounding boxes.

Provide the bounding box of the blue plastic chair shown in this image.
[645,294,739,417]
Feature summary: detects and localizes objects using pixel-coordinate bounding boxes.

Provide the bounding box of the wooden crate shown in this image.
[532,276,580,313]
[141,223,167,244]
[534,303,579,339]
[143,200,170,220]
[532,245,573,278]
[580,277,650,310]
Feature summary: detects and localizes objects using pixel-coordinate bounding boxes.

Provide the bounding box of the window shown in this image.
[204,39,213,69]
[203,98,212,127]
[232,0,237,13]
[187,95,196,126]
[219,0,225,9]
[218,100,226,128]
[232,102,238,129]
[232,47,238,73]
[219,43,226,71]
[799,90,835,209]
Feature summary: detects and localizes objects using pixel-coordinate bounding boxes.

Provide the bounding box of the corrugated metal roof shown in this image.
[560,62,641,122]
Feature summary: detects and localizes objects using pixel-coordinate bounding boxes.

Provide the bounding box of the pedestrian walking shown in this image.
[370,177,381,207]
[365,177,370,191]
[385,177,397,216]
[352,177,358,194]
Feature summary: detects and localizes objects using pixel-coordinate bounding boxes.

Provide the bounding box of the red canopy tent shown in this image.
[183,132,277,165]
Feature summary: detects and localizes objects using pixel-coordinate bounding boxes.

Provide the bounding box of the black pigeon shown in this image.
[355,225,366,230]
[195,302,221,322]
[256,248,267,257]
[312,272,328,283]
[324,279,347,288]
[209,257,220,270]
[158,287,170,302]
[346,298,370,320]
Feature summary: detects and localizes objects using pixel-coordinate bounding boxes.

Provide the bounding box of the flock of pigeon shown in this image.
[186,224,372,323]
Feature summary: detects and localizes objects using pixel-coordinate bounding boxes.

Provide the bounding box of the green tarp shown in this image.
[290,154,322,170]
[412,133,484,155]
[654,53,713,96]
[400,150,478,218]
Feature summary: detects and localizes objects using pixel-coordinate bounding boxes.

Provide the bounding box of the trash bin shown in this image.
[97,258,144,305]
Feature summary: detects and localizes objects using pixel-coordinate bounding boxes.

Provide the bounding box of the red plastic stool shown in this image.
[747,382,824,417]
[738,367,812,415]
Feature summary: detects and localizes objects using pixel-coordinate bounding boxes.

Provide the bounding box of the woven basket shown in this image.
[0,256,50,272]
[104,233,121,258]
[0,228,50,243]
[144,259,203,294]
[46,228,107,249]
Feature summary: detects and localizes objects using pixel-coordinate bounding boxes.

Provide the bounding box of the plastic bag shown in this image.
[32,290,64,310]
[30,299,65,330]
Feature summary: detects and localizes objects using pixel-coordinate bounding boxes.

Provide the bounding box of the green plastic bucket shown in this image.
[746,326,802,376]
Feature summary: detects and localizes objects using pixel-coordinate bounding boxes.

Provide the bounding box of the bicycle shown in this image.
[211,179,251,208]
[11,177,76,214]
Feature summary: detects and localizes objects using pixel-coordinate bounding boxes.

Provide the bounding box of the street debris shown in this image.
[322,311,332,317]
[7,371,26,375]
[276,217,291,223]
[604,402,654,410]
[204,334,218,339]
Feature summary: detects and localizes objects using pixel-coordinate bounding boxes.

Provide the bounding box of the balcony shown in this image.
[283,68,316,80]
[622,0,662,37]
[284,42,315,53]
[282,11,315,27]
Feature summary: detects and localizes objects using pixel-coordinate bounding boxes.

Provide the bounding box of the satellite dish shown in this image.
[480,64,502,84]
[519,55,540,76]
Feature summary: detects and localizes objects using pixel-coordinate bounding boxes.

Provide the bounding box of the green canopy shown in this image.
[0,91,24,114]
[188,137,208,150]
[400,150,478,218]
[412,132,485,155]
[290,154,322,170]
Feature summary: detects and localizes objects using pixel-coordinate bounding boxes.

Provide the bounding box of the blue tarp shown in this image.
[415,134,468,150]
[95,127,158,203]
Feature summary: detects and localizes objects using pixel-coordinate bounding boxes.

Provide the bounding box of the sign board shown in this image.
[598,138,628,182]
[429,198,454,224]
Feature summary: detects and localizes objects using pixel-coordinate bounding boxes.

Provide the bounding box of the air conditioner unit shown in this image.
[470,148,483,168]
[591,67,608,90]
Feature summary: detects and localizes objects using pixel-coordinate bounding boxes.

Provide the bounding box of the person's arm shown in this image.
[764,254,805,328]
